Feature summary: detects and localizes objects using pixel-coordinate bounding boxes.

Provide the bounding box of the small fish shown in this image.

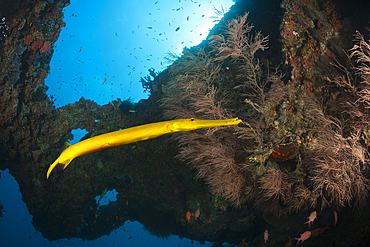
[187,16,189,21]
[175,26,180,32]
[147,26,153,29]
[305,211,317,228]
[186,211,191,223]
[102,76,108,84]
[79,47,82,52]
[128,110,136,113]
[264,230,269,243]
[109,101,116,110]
[333,210,338,227]
[194,209,200,220]
[155,1,158,4]
[295,231,311,245]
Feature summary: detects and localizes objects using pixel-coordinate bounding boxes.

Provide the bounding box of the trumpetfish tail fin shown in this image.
[46,158,74,179]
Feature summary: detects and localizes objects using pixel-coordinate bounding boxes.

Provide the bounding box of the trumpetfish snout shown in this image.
[47,117,243,178]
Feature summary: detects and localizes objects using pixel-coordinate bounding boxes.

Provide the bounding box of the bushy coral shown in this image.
[161,8,370,217]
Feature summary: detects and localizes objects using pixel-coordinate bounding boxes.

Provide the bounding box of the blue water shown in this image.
[0,169,217,247]
[45,0,233,107]
[1,0,234,246]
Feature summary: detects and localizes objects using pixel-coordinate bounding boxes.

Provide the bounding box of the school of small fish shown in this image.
[236,210,338,246]
[50,0,216,105]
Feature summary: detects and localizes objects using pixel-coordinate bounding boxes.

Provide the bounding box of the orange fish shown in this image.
[194,209,200,220]
[186,211,191,223]
[333,210,338,228]
[109,101,116,109]
[295,231,311,245]
[102,75,108,84]
[264,230,268,243]
[173,188,178,196]
[305,211,317,228]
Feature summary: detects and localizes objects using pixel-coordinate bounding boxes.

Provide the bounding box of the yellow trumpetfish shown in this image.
[46,117,242,178]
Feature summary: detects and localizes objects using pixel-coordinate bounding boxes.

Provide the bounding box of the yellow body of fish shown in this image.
[46,117,242,178]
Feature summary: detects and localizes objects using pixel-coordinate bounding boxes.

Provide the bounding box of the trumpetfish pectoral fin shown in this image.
[46,158,74,179]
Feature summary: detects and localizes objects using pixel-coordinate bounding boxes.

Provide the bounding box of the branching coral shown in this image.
[308,124,369,208]
[209,13,269,104]
[350,31,370,107]
[161,47,229,120]
[162,9,370,217]
[162,13,285,209]
[161,42,248,206]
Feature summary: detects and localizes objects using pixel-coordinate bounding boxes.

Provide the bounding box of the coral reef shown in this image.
[161,0,370,236]
[1,0,370,246]
[0,0,259,243]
